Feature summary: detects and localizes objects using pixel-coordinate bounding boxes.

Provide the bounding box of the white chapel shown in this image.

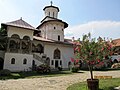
[0,2,74,72]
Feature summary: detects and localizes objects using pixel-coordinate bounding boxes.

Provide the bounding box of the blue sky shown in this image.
[0,0,120,40]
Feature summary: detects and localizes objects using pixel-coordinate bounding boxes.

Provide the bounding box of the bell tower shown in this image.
[37,1,68,42]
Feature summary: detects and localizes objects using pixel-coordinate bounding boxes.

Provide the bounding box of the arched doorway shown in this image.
[0,57,4,70]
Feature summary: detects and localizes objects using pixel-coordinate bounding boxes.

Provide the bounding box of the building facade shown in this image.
[0,3,74,72]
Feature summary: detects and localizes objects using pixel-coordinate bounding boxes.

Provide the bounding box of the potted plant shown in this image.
[74,33,113,90]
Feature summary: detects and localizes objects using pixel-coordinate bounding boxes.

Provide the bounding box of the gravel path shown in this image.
[0,71,120,90]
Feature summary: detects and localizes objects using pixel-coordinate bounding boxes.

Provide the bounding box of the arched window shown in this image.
[23,58,27,64]
[11,58,15,64]
[54,48,61,59]
[11,34,20,39]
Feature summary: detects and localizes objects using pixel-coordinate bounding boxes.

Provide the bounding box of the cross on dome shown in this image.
[50,1,53,6]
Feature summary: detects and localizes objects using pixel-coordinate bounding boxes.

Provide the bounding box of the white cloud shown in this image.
[65,20,120,40]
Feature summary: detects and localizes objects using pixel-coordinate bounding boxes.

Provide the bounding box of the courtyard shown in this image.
[0,70,120,90]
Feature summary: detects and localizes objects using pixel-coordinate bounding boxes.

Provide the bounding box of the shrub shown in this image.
[36,64,51,74]
[58,67,62,71]
[0,69,11,76]
[71,66,79,72]
[111,63,120,69]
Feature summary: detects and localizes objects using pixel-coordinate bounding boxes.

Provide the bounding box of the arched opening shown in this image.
[23,58,27,64]
[9,34,20,53]
[11,58,15,64]
[11,34,20,39]
[23,36,30,40]
[36,44,44,54]
[53,48,61,59]
[9,40,16,49]
[0,57,4,70]
[22,36,30,54]
[32,43,36,52]
[68,61,71,70]
[32,60,36,71]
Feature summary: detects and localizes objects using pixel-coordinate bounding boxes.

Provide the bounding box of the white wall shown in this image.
[40,22,64,41]
[44,7,58,18]
[4,53,33,72]
[7,26,33,40]
[44,43,74,69]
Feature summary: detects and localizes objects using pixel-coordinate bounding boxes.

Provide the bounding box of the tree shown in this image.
[74,33,113,80]
[0,26,7,50]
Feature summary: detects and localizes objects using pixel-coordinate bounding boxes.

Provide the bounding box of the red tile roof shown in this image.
[112,38,120,47]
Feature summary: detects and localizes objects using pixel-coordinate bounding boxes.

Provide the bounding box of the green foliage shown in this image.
[71,66,79,72]
[74,33,113,79]
[67,78,120,90]
[0,69,11,76]
[58,67,62,71]
[36,64,51,73]
[0,26,7,50]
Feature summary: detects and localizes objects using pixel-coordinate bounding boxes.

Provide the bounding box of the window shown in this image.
[11,58,15,64]
[54,48,61,59]
[62,29,63,31]
[49,12,50,16]
[58,35,60,41]
[60,60,62,65]
[23,58,27,64]
[51,60,54,65]
[54,27,56,29]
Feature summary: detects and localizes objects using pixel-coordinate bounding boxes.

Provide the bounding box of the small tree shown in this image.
[74,33,113,80]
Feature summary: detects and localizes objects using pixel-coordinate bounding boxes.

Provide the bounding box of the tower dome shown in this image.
[43,1,59,18]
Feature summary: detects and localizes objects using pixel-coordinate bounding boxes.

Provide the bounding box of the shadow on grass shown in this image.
[0,70,74,80]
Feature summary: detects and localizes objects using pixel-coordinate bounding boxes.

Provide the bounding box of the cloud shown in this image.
[65,20,120,40]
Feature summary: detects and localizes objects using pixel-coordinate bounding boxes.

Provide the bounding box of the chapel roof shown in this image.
[33,36,73,45]
[37,16,68,29]
[43,6,59,12]
[1,18,36,31]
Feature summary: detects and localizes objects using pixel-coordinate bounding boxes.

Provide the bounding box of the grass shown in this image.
[67,78,120,90]
[0,70,73,80]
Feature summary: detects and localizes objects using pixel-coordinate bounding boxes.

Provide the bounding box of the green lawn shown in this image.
[67,78,120,90]
[0,70,73,80]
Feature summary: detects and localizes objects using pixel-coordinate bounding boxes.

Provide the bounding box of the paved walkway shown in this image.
[0,71,120,90]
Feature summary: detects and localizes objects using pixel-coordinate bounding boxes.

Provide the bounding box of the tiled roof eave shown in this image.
[2,23,37,31]
[33,37,73,46]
